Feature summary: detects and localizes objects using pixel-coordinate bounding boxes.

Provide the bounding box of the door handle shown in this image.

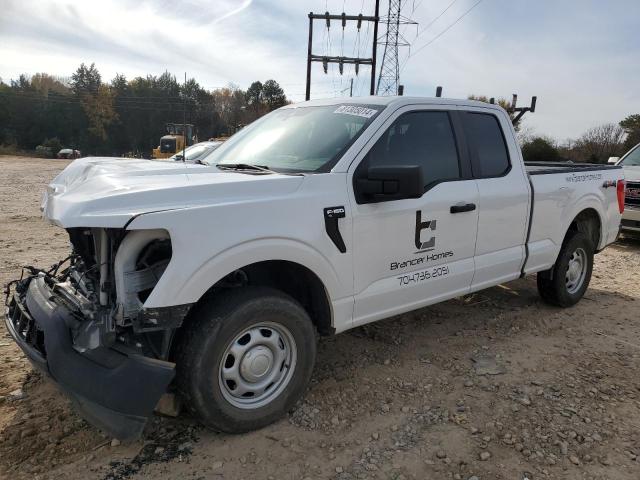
[450,203,476,214]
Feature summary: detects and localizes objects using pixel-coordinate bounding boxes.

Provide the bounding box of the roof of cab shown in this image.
[287,95,505,112]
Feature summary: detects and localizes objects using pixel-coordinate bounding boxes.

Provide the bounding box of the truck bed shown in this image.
[525,161,623,175]
[522,161,624,276]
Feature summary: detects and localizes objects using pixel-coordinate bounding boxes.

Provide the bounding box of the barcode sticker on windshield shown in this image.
[333,105,378,118]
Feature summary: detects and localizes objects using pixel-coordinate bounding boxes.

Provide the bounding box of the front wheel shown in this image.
[175,287,317,433]
[537,230,594,307]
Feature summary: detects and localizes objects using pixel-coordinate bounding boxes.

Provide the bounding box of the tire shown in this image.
[536,230,594,307]
[175,287,317,433]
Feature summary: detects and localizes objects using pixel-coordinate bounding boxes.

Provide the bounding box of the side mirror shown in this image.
[355,165,424,204]
[608,157,620,165]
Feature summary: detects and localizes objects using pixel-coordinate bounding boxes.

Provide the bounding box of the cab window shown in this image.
[366,110,461,188]
[461,112,510,177]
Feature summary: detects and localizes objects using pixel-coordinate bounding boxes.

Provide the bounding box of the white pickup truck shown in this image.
[5,97,626,440]
[613,143,640,234]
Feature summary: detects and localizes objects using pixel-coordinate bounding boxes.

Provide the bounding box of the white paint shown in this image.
[41,96,624,334]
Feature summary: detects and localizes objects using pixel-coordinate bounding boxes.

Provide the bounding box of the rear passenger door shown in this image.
[459,109,531,290]
[349,106,479,327]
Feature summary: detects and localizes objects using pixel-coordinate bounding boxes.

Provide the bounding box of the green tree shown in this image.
[521,137,561,162]
[0,66,290,156]
[246,81,263,106]
[83,84,117,144]
[107,74,131,154]
[262,80,287,111]
[71,63,101,95]
[620,114,640,151]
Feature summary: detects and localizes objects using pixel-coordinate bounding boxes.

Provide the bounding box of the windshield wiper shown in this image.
[216,163,275,173]
[216,163,303,176]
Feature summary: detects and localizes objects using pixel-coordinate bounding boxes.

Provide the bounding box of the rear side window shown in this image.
[367,111,460,188]
[462,112,510,177]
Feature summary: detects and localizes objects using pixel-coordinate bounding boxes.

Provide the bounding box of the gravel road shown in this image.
[1,155,639,480]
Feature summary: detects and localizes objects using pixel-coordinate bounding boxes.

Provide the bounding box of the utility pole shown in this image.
[376,0,416,96]
[305,1,380,101]
[370,0,380,96]
[182,72,186,162]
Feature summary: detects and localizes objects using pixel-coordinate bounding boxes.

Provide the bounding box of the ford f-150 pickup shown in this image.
[5,96,626,440]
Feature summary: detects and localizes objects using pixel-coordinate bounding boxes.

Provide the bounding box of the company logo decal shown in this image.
[415,210,436,252]
[388,210,454,271]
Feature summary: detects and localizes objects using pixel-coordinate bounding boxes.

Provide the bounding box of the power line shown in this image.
[354,10,372,97]
[399,0,464,75]
[410,0,425,15]
[415,0,460,38]
[402,0,483,73]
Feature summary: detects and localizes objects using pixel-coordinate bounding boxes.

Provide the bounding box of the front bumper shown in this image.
[621,206,640,233]
[5,276,175,440]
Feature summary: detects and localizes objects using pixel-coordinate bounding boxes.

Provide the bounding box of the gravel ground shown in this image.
[1,155,639,480]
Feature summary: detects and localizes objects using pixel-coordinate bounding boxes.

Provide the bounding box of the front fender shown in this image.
[124,187,354,325]
[169,237,345,306]
[127,210,347,308]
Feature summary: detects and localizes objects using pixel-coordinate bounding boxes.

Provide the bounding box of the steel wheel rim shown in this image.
[565,247,587,294]
[219,321,297,409]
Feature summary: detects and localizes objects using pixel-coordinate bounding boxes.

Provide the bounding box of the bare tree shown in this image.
[571,123,625,163]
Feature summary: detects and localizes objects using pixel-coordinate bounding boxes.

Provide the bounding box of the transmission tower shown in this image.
[376,0,416,96]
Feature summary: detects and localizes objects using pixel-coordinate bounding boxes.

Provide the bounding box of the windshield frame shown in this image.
[620,143,640,166]
[201,104,385,173]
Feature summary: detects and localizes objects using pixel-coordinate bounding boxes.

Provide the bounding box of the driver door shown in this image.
[348,106,479,328]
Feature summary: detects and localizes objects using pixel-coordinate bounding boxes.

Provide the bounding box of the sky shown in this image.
[1,0,639,140]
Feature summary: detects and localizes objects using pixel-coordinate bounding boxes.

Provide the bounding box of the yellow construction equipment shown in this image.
[152,123,196,159]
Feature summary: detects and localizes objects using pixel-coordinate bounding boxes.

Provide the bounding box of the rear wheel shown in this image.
[537,230,593,307]
[175,287,317,433]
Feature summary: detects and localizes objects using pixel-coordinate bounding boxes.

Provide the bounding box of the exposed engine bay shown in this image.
[8,227,190,361]
[4,227,194,439]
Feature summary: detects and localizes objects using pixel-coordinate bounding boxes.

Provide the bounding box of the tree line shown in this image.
[519,116,640,164]
[0,63,288,157]
[2,68,638,163]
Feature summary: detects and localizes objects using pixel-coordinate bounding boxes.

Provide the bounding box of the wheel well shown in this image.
[567,208,601,250]
[198,260,333,336]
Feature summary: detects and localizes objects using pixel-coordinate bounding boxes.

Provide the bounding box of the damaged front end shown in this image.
[5,227,192,440]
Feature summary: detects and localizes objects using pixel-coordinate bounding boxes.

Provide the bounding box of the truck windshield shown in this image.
[621,145,640,166]
[202,104,384,172]
[173,143,219,162]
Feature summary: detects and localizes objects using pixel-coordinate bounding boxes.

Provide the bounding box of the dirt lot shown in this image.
[1,154,639,480]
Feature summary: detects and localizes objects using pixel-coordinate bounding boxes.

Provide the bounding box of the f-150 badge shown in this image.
[324,206,346,253]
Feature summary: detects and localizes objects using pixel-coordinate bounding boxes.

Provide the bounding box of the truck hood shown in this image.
[42,157,305,228]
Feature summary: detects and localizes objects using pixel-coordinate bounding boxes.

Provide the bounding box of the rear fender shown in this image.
[559,194,606,250]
